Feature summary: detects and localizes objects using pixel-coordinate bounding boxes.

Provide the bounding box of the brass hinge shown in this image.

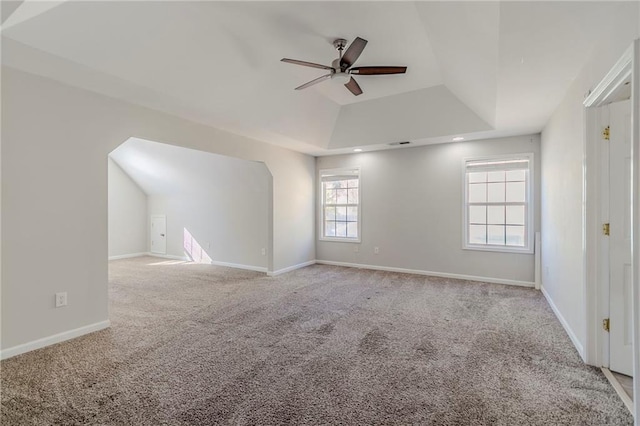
[603,318,610,332]
[602,126,610,140]
[603,223,610,236]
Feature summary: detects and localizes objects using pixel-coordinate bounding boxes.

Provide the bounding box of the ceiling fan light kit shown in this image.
[281,37,407,96]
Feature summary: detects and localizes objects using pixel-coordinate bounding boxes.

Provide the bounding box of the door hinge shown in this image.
[602,126,610,140]
[603,318,610,332]
[602,223,610,236]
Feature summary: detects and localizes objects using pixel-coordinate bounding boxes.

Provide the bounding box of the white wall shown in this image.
[540,5,639,354]
[1,67,315,353]
[110,137,271,270]
[145,161,269,269]
[107,158,147,258]
[317,135,541,283]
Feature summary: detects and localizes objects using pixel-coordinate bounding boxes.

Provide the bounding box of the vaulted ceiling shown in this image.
[2,1,636,155]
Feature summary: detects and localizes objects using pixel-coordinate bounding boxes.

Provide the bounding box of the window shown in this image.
[464,154,533,253]
[319,168,360,242]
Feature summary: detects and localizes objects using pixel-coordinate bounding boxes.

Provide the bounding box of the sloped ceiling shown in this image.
[2,1,637,155]
[110,138,268,196]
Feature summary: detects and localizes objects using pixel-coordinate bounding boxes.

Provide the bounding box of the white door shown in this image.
[609,100,633,376]
[150,215,167,255]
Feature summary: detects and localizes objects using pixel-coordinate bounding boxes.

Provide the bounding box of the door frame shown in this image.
[583,41,639,420]
[150,214,167,255]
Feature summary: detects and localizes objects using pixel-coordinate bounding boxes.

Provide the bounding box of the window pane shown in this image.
[469,206,486,224]
[325,221,336,237]
[506,170,526,181]
[487,182,505,203]
[506,182,526,203]
[325,189,336,204]
[346,206,358,222]
[336,189,348,204]
[487,225,505,245]
[468,172,486,183]
[347,179,358,188]
[336,206,347,220]
[468,183,486,203]
[469,225,486,244]
[506,205,525,225]
[336,180,348,189]
[506,226,525,246]
[347,222,358,238]
[325,181,340,190]
[336,222,347,237]
[324,206,336,221]
[487,171,505,182]
[347,188,359,204]
[487,206,505,224]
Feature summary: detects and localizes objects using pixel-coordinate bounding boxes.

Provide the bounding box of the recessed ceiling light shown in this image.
[452,137,464,142]
[353,148,363,152]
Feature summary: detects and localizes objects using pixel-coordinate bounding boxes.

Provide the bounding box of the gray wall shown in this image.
[317,135,541,283]
[146,161,269,269]
[107,158,147,257]
[1,67,315,352]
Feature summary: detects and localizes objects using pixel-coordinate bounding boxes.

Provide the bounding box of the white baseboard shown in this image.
[0,320,111,360]
[601,367,634,415]
[147,253,190,261]
[541,285,585,360]
[147,253,267,273]
[315,260,536,288]
[208,260,267,273]
[108,252,147,261]
[267,260,316,276]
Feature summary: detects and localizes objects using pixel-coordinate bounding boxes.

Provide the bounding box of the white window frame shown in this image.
[462,153,534,254]
[319,167,361,243]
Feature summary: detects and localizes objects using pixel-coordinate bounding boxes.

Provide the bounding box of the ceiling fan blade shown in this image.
[340,37,368,70]
[281,58,333,71]
[344,77,363,96]
[295,73,332,90]
[349,66,407,75]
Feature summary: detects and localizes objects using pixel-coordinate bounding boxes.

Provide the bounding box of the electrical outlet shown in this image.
[374,247,380,254]
[261,248,266,256]
[207,242,211,249]
[55,292,67,308]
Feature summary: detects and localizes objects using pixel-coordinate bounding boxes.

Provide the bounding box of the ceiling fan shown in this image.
[281,37,407,96]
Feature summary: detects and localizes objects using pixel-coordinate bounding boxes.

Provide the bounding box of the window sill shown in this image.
[319,237,361,244]
[463,244,533,255]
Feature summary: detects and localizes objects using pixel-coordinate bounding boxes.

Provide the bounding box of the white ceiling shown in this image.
[2,1,637,155]
[110,137,267,196]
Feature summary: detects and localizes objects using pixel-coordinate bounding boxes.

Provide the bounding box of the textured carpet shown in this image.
[1,257,633,425]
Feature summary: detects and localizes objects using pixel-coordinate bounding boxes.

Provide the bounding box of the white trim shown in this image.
[462,152,535,254]
[0,320,110,360]
[207,260,267,274]
[147,253,189,261]
[534,232,541,291]
[267,260,316,277]
[316,260,535,288]
[601,367,635,415]
[584,45,633,108]
[318,166,361,243]
[146,253,267,273]
[108,252,147,261]
[631,39,640,424]
[582,41,639,424]
[541,285,585,360]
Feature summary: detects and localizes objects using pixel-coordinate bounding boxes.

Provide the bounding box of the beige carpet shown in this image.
[1,257,633,425]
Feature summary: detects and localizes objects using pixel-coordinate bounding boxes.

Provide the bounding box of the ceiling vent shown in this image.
[388,141,411,146]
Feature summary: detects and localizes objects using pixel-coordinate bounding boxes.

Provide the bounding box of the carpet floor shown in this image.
[1,257,633,425]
